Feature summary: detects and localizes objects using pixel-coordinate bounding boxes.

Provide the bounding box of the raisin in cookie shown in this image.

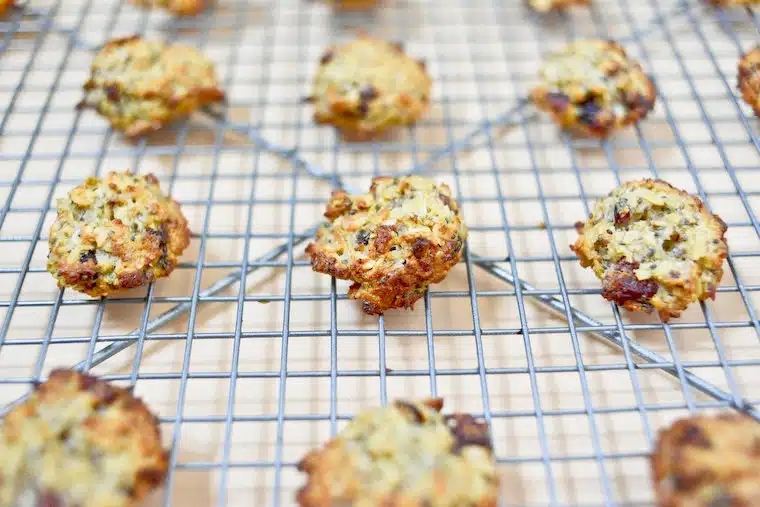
[297,399,499,507]
[530,40,656,137]
[47,171,190,297]
[571,179,727,320]
[129,0,206,16]
[0,369,168,507]
[79,36,225,137]
[310,35,431,141]
[739,45,760,117]
[306,175,467,315]
[652,413,760,506]
[529,0,590,12]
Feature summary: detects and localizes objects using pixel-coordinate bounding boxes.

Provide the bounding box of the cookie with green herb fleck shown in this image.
[306,175,467,315]
[296,398,499,507]
[529,0,589,12]
[47,170,190,297]
[571,179,727,320]
[310,34,431,141]
[79,36,225,137]
[530,39,656,137]
[0,369,168,507]
[652,412,760,506]
[739,45,760,117]
[129,0,207,16]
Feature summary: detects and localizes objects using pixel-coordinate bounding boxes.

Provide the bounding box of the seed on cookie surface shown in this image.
[530,39,656,137]
[47,170,190,297]
[0,369,168,507]
[296,399,499,507]
[306,175,467,315]
[79,36,224,137]
[571,179,727,320]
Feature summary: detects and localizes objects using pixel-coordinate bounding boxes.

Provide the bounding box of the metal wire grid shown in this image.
[1,0,760,505]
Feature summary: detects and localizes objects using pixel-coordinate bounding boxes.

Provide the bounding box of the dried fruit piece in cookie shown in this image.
[306,175,467,315]
[0,369,168,507]
[129,0,207,16]
[79,36,225,137]
[297,399,499,507]
[530,39,656,137]
[529,0,590,12]
[47,170,191,297]
[571,179,727,320]
[652,413,760,506]
[310,34,431,141]
[739,45,760,117]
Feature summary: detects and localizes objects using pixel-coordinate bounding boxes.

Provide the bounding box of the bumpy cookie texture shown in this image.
[652,413,760,506]
[0,369,168,507]
[310,35,431,140]
[80,36,225,137]
[129,0,206,16]
[297,399,499,507]
[739,45,760,117]
[47,171,190,297]
[529,0,589,11]
[571,179,727,320]
[306,175,467,315]
[530,40,656,137]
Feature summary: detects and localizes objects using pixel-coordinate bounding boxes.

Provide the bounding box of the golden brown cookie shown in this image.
[327,0,380,9]
[530,39,656,137]
[739,45,760,117]
[571,179,728,320]
[47,171,191,297]
[79,36,225,137]
[651,413,760,506]
[306,175,467,315]
[0,0,14,16]
[310,35,431,141]
[297,399,499,507]
[0,369,168,507]
[529,0,590,11]
[129,0,206,15]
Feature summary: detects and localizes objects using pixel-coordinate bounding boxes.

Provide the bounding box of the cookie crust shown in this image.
[739,45,760,117]
[571,179,728,320]
[129,0,206,16]
[530,39,656,137]
[529,0,590,12]
[310,35,431,140]
[79,36,225,137]
[327,0,380,9]
[306,175,467,315]
[47,171,191,297]
[651,413,760,507]
[0,369,168,507]
[296,399,499,507]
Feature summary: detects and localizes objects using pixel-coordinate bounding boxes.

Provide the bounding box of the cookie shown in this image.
[129,0,206,16]
[79,36,225,137]
[306,175,467,315]
[530,39,656,137]
[739,45,760,117]
[0,0,13,16]
[47,171,191,297]
[327,0,380,9]
[571,179,727,320]
[529,0,590,12]
[310,35,431,141]
[651,413,760,506]
[296,399,499,507]
[0,369,168,507]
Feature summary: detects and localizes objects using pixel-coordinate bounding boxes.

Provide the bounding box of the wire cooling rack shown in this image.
[1,0,760,505]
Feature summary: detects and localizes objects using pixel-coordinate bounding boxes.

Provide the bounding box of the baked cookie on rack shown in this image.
[327,0,381,9]
[47,170,190,297]
[309,34,431,141]
[651,412,760,506]
[528,0,590,12]
[79,35,225,137]
[129,0,207,16]
[739,45,760,117]
[571,179,728,320]
[0,0,14,17]
[530,39,656,137]
[306,175,467,315]
[297,398,499,507]
[0,369,168,507]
